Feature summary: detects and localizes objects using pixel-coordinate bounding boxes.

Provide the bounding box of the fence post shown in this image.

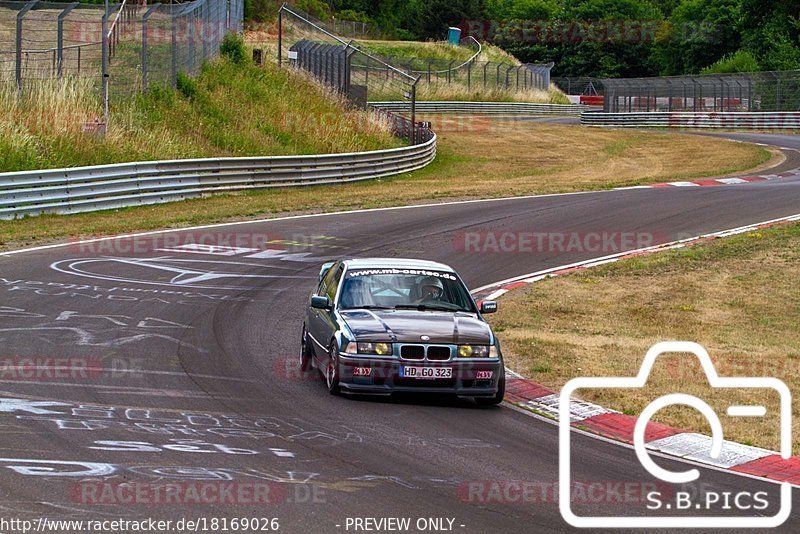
[201,0,208,61]
[277,7,282,67]
[141,4,160,92]
[188,7,195,75]
[171,3,178,88]
[57,3,78,79]
[411,81,417,145]
[102,2,109,124]
[16,1,38,91]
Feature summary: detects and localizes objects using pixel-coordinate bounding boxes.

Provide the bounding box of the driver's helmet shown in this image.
[418,276,444,300]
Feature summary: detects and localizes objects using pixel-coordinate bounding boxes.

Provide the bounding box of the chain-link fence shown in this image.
[369,55,553,95]
[553,77,604,96]
[278,4,433,145]
[603,71,800,113]
[2,0,243,103]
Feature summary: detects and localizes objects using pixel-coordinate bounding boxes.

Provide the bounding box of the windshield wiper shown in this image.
[343,305,394,310]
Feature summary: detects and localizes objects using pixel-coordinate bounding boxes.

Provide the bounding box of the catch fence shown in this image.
[603,71,800,113]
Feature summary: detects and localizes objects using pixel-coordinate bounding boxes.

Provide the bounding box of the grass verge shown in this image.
[0,56,398,172]
[0,116,772,250]
[490,221,800,452]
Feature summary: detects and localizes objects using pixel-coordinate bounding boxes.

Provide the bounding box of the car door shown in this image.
[316,264,344,363]
[308,263,342,359]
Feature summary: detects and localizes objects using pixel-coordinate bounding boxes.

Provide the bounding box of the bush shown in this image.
[220,33,248,64]
[701,50,760,74]
[176,72,199,100]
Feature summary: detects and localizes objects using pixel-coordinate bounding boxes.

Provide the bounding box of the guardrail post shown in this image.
[57,3,78,79]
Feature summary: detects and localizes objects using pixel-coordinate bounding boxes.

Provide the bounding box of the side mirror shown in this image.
[311,295,332,310]
[480,301,498,314]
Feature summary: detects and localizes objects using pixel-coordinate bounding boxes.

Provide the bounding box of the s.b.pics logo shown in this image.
[559,342,792,528]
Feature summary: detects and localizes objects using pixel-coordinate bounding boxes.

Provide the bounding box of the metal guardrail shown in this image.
[371,101,587,115]
[0,136,437,219]
[581,112,800,129]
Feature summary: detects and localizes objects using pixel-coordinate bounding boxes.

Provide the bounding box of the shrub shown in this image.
[220,33,247,64]
[701,50,760,74]
[176,72,199,100]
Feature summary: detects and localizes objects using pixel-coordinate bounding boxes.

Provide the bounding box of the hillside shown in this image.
[360,39,519,65]
[0,42,398,173]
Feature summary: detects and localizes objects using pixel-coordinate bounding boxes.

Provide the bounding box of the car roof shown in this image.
[342,258,456,273]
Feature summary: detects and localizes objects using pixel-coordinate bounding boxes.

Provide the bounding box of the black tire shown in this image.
[475,370,505,406]
[325,342,340,395]
[300,325,313,372]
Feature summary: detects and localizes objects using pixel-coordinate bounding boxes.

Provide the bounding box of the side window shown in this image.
[317,262,337,296]
[326,266,344,302]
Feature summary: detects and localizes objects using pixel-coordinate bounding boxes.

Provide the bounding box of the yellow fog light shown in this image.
[458,345,474,358]
[357,342,393,356]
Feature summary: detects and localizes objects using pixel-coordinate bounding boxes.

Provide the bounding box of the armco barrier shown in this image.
[371,101,587,115]
[0,135,437,219]
[581,111,800,129]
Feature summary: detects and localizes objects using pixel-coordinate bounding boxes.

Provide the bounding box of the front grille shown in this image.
[400,345,424,360]
[427,346,451,361]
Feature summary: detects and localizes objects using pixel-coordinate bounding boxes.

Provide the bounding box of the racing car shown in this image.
[301,258,505,405]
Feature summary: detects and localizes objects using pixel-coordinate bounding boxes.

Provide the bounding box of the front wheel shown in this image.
[300,325,313,371]
[325,343,340,395]
[475,370,505,406]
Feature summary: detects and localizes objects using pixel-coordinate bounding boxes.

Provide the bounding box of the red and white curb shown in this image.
[503,374,800,485]
[472,212,800,486]
[615,169,800,190]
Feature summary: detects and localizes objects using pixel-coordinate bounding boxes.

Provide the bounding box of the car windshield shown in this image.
[339,268,476,312]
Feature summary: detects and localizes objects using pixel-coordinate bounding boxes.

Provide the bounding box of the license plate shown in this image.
[400,366,452,379]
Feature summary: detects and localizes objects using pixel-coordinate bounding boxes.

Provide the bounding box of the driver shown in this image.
[416,276,445,302]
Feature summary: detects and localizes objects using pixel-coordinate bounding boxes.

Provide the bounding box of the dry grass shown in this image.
[0,56,398,171]
[412,82,567,104]
[0,116,771,250]
[490,223,800,452]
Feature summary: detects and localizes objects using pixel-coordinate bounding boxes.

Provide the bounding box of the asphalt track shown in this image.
[1,129,800,533]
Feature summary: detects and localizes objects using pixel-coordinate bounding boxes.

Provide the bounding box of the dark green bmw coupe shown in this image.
[301,258,505,405]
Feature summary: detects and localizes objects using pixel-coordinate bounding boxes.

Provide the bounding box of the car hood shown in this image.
[340,309,492,344]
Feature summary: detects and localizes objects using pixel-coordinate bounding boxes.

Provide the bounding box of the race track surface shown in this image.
[0,131,799,532]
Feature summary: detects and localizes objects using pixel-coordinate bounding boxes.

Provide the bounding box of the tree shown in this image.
[652,0,742,75]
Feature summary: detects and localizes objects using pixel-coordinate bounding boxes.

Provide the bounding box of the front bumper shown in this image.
[337,353,503,396]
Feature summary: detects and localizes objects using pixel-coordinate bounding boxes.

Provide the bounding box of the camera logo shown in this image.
[559,341,792,528]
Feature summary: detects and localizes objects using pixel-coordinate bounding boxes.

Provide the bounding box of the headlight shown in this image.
[357,342,393,356]
[457,345,498,358]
